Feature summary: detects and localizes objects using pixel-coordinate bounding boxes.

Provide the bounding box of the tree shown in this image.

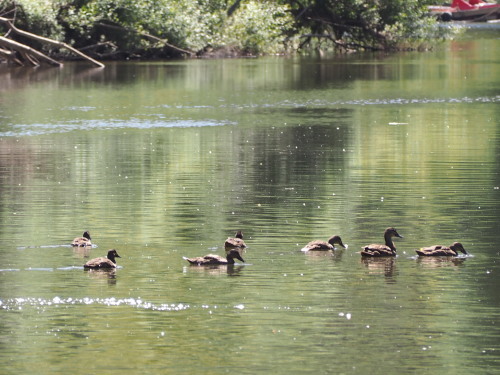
[287,0,444,51]
[0,0,448,66]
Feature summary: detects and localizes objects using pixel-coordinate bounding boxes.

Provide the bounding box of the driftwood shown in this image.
[0,16,104,67]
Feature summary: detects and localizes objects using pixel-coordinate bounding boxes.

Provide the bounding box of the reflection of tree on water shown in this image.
[361,257,397,280]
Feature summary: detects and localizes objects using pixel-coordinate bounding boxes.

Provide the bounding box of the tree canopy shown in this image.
[0,0,451,65]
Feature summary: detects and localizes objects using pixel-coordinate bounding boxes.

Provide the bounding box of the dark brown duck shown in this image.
[361,227,403,257]
[72,231,92,247]
[224,231,247,249]
[184,249,245,266]
[84,249,121,269]
[301,235,346,252]
[416,242,467,257]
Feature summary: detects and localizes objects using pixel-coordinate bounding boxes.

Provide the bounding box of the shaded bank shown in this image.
[0,0,451,67]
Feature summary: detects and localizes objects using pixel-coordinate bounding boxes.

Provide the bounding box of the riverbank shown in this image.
[0,0,451,67]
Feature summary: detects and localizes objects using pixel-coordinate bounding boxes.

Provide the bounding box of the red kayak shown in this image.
[429,0,500,21]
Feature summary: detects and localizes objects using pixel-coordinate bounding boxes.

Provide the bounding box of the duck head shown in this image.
[383,227,403,251]
[107,249,121,263]
[83,231,91,240]
[450,242,467,255]
[235,231,244,239]
[385,227,403,239]
[328,235,346,248]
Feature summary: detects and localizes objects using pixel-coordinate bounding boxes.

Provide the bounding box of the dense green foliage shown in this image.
[288,0,445,50]
[0,0,452,59]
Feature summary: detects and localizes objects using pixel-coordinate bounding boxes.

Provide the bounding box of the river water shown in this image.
[1,26,499,374]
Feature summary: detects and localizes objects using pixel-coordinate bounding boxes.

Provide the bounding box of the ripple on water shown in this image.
[1,119,236,137]
[2,94,498,137]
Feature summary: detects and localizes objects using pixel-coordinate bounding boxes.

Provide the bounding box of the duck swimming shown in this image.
[184,249,245,266]
[84,249,121,269]
[224,231,247,249]
[72,231,92,247]
[416,242,467,257]
[301,235,346,252]
[361,227,403,257]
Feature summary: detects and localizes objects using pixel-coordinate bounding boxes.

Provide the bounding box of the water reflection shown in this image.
[303,249,347,263]
[72,246,93,258]
[415,256,467,268]
[84,268,118,284]
[360,257,397,279]
[1,32,500,375]
[182,264,246,277]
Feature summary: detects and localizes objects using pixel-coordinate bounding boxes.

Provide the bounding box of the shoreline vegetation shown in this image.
[0,0,453,67]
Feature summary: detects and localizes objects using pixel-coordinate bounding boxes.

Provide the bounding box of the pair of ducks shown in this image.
[184,231,247,266]
[72,231,121,269]
[301,227,468,257]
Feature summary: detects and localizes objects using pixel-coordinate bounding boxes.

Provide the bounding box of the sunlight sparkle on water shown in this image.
[0,297,191,312]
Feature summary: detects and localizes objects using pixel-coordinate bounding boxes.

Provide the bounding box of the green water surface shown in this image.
[0,27,499,374]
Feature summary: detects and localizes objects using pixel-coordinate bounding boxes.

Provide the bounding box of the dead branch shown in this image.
[77,41,117,52]
[297,33,383,52]
[0,16,104,67]
[96,21,194,57]
[0,36,62,66]
[0,46,23,65]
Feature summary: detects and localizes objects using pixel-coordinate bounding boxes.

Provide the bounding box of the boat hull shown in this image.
[429,1,500,22]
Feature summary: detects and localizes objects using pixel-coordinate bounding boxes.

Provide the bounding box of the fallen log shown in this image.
[0,36,62,66]
[0,16,104,67]
[0,45,23,65]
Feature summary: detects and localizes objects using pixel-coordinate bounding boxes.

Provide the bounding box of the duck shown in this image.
[184,249,245,266]
[72,231,92,247]
[84,249,121,269]
[361,227,403,257]
[416,242,467,257]
[224,231,247,249]
[301,235,346,252]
